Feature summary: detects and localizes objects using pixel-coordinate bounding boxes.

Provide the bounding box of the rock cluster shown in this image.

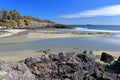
[0,51,120,80]
[13,21,72,29]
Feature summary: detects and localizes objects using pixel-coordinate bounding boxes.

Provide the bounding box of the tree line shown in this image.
[0,9,21,20]
[0,8,54,23]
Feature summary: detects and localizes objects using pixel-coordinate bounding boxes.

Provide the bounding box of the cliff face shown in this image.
[0,51,119,80]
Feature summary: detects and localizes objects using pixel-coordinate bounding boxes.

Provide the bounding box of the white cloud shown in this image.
[60,5,120,18]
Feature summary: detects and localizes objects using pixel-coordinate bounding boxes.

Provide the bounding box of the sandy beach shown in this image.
[0,29,110,43]
[0,29,118,62]
[0,50,41,61]
[25,31,108,39]
[0,48,119,62]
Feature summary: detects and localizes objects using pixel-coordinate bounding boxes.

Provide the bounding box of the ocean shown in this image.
[72,25,120,30]
[71,25,120,39]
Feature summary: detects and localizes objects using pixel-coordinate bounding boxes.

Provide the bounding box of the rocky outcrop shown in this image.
[110,56,120,74]
[0,51,119,80]
[13,21,72,29]
[100,52,114,63]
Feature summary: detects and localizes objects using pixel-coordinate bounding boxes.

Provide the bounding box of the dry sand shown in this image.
[0,50,41,62]
[93,50,120,59]
[0,49,119,62]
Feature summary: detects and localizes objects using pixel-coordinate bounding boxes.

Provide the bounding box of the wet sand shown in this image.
[25,32,108,39]
[0,29,109,43]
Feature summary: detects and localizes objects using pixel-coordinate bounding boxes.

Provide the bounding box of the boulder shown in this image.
[0,62,12,72]
[117,56,120,61]
[17,62,29,72]
[22,71,36,80]
[100,52,114,63]
[110,56,120,73]
[0,70,9,80]
[0,70,20,80]
[77,51,95,65]
[0,51,119,80]
[58,52,66,59]
[24,57,42,66]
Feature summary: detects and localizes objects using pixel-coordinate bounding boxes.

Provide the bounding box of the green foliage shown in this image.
[16,19,24,27]
[0,22,6,26]
[1,20,17,27]
[23,16,55,23]
[9,9,22,20]
[0,8,55,27]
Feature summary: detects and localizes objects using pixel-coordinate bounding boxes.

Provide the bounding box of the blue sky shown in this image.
[0,0,120,25]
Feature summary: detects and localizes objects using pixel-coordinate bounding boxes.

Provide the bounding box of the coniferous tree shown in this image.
[2,10,8,20]
[9,9,21,20]
[0,8,55,27]
[7,12,12,20]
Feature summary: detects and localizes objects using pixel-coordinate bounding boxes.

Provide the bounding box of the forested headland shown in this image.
[0,8,71,29]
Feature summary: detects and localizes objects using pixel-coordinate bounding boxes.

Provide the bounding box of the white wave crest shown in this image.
[74,27,120,33]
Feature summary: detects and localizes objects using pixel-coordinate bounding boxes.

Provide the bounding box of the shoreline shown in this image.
[0,29,110,39]
[25,32,108,39]
[0,29,111,43]
[0,29,26,38]
[25,29,110,39]
[0,29,119,62]
[0,49,119,62]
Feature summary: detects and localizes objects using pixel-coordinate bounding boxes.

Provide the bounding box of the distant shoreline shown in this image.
[0,29,26,38]
[0,28,111,39]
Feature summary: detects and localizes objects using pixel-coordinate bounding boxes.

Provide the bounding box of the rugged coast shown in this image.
[0,51,119,80]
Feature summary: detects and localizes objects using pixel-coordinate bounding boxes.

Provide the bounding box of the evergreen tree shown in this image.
[7,12,12,20]
[9,9,21,20]
[2,10,8,20]
[0,8,55,27]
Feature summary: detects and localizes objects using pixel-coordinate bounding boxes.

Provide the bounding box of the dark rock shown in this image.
[91,70,103,79]
[110,56,120,73]
[100,52,114,63]
[117,74,120,78]
[58,52,66,59]
[49,54,60,62]
[0,51,119,80]
[53,24,73,29]
[77,53,94,65]
[117,56,120,62]
[102,75,114,80]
